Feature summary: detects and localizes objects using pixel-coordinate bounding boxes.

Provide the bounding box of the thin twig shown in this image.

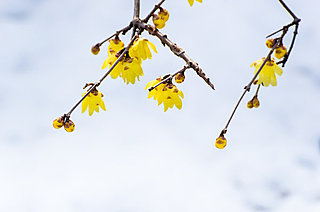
[148,65,190,91]
[97,24,133,47]
[254,84,261,97]
[277,22,300,67]
[137,21,215,90]
[65,35,138,117]
[279,0,298,20]
[220,40,280,135]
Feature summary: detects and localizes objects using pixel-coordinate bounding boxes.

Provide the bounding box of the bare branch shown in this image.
[137,22,215,90]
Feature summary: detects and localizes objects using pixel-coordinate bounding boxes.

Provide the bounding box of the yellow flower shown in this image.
[188,0,202,6]
[145,78,184,112]
[102,53,118,69]
[101,37,124,69]
[108,37,124,56]
[121,57,144,84]
[82,89,106,116]
[251,57,283,87]
[129,37,157,60]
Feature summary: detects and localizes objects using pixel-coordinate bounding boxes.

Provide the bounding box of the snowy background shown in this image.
[1,0,320,211]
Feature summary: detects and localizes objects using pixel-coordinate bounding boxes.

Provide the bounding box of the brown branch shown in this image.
[137,21,215,90]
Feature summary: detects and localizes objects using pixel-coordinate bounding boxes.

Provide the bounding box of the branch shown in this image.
[220,39,280,136]
[95,24,133,48]
[137,22,215,90]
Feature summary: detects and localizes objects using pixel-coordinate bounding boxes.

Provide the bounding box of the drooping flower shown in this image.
[129,37,157,60]
[121,57,144,84]
[188,0,202,6]
[145,78,184,112]
[251,57,283,87]
[108,37,124,56]
[82,89,106,116]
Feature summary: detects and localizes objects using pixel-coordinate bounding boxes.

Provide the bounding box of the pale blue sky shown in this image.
[0,0,320,211]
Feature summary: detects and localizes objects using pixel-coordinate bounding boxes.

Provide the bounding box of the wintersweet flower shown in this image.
[145,77,166,103]
[129,37,157,60]
[82,89,106,116]
[108,37,124,56]
[188,0,202,6]
[121,57,144,84]
[145,78,184,112]
[251,57,283,87]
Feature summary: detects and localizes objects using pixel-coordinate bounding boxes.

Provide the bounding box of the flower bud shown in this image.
[53,117,64,129]
[91,44,100,55]
[64,119,75,132]
[275,45,287,59]
[152,15,166,29]
[175,72,185,83]
[159,8,169,22]
[247,100,253,109]
[253,97,260,108]
[215,136,227,149]
[266,39,275,48]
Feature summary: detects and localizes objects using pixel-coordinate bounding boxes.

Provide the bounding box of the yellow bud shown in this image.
[53,117,64,129]
[175,72,185,83]
[153,15,166,29]
[275,45,287,59]
[247,100,253,109]
[215,136,227,149]
[159,8,169,22]
[253,97,260,108]
[266,39,275,48]
[64,120,75,132]
[91,44,100,55]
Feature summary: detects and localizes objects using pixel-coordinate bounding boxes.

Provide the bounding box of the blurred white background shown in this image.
[0,0,320,211]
